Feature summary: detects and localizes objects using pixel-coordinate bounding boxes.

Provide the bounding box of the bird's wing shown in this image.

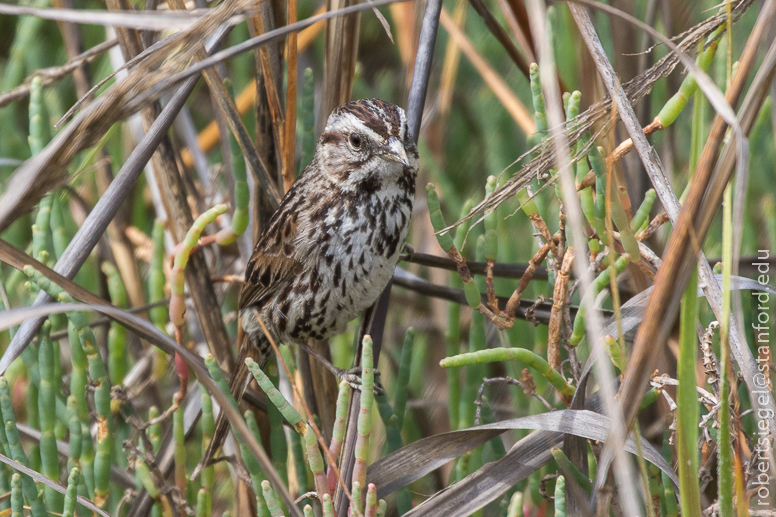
[238,210,304,310]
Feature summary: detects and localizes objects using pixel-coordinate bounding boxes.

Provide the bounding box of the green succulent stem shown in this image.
[441,348,574,397]
[322,493,334,517]
[261,481,284,517]
[0,377,47,517]
[11,473,23,517]
[169,204,228,325]
[551,448,591,493]
[103,262,128,386]
[329,380,350,461]
[426,183,456,252]
[38,321,63,511]
[245,358,302,426]
[554,476,566,517]
[239,411,270,517]
[631,189,656,235]
[62,468,80,517]
[507,492,524,517]
[529,63,548,135]
[568,254,632,346]
[656,29,722,127]
[200,392,214,514]
[149,220,169,379]
[446,200,473,432]
[351,481,363,516]
[352,336,375,492]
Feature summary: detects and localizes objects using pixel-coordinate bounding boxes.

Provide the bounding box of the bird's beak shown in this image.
[382,136,410,166]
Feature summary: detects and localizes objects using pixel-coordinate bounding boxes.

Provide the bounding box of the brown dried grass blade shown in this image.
[436,0,466,122]
[439,7,534,134]
[180,5,325,168]
[319,0,361,132]
[369,2,395,44]
[389,2,417,69]
[282,0,299,192]
[466,0,529,78]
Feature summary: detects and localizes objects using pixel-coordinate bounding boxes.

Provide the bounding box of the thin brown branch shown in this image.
[465,0,530,78]
[504,236,556,317]
[547,247,574,405]
[577,117,664,190]
[0,40,118,109]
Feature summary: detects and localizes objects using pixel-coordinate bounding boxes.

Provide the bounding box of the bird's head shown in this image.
[316,98,417,191]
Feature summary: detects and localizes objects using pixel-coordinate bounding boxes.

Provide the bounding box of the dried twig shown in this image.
[0,39,118,108]
[547,248,575,399]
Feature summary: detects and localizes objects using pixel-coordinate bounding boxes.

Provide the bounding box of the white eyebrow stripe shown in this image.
[324,100,408,143]
[325,112,385,143]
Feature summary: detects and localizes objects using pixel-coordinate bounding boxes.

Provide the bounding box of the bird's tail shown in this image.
[193,334,267,480]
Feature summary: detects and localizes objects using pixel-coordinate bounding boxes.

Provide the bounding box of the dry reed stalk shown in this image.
[282,0,298,193]
[318,0,360,134]
[253,1,286,169]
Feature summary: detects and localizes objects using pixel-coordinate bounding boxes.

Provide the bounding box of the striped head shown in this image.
[316,99,416,191]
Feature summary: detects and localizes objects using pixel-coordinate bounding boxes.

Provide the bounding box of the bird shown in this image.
[207,98,418,463]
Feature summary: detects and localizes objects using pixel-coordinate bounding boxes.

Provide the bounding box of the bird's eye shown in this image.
[349,133,362,149]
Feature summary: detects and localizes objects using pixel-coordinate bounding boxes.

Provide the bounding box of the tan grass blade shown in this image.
[282,0,299,192]
[389,2,417,69]
[498,0,535,62]
[319,0,361,133]
[436,0,466,120]
[439,7,535,135]
[181,7,325,168]
[253,0,287,171]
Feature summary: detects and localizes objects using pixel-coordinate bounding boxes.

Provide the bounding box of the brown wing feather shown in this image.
[238,209,303,309]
